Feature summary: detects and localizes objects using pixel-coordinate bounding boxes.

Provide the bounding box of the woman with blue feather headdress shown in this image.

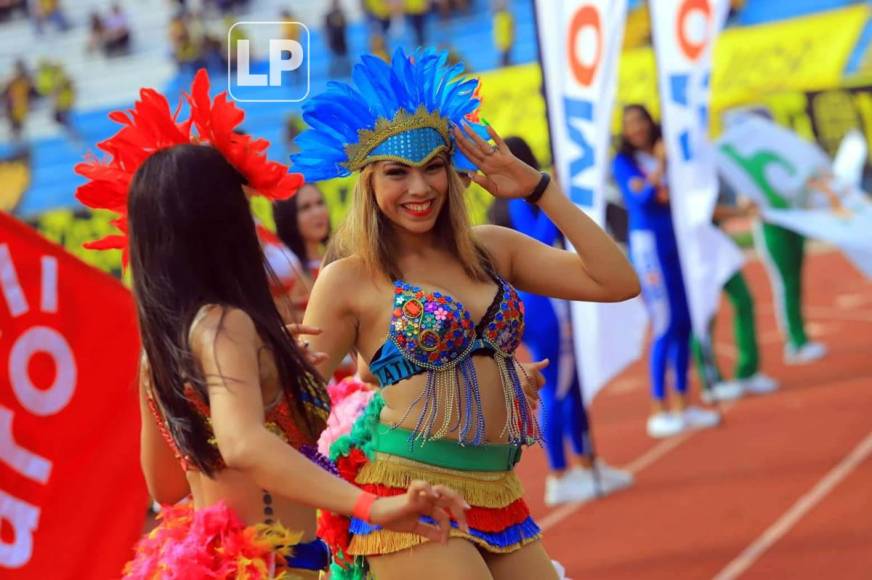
[297,48,641,579]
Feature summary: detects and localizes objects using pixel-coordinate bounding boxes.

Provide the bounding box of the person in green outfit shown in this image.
[719,141,840,365]
[692,188,779,401]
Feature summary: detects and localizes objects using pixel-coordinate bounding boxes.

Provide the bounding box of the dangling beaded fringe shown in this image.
[495,354,540,446]
[396,355,539,446]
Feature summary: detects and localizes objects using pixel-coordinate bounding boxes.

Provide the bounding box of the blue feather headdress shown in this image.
[291,48,487,182]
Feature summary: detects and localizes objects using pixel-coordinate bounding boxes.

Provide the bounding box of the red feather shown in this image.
[76,68,303,263]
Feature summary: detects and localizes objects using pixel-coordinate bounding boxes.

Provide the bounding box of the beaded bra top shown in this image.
[146,383,318,473]
[369,275,540,447]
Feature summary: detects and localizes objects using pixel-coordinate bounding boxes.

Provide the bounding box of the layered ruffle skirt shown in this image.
[320,394,541,579]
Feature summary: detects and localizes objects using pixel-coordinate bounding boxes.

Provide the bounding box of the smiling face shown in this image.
[295,184,330,244]
[370,156,450,235]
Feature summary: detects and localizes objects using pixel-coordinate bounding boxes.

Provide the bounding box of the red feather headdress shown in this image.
[75,69,303,265]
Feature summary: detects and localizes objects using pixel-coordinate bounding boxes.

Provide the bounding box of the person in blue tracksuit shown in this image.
[490,136,633,505]
[613,105,721,439]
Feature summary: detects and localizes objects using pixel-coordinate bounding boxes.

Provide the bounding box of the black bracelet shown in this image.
[525,172,551,205]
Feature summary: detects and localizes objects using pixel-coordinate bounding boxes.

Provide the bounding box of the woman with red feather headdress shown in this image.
[76,69,469,579]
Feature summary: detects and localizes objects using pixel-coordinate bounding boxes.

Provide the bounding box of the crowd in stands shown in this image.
[0,0,488,141]
[0,0,70,31]
[88,3,132,57]
[1,0,549,142]
[2,58,76,141]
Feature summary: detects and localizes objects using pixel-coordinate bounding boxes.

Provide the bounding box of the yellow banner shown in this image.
[743,83,872,163]
[26,209,124,275]
[617,5,870,125]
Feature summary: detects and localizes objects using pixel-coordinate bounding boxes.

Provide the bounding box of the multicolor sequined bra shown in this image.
[369,275,540,447]
[146,382,332,475]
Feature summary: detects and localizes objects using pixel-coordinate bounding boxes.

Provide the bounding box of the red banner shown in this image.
[0,214,146,578]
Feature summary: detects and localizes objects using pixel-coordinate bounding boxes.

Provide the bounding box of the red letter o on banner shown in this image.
[567,5,602,87]
[676,0,711,62]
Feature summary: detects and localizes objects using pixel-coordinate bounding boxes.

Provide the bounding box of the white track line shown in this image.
[713,431,872,580]
[539,423,706,532]
[621,431,692,474]
[541,399,746,532]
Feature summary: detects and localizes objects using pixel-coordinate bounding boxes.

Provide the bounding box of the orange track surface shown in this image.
[515,250,872,579]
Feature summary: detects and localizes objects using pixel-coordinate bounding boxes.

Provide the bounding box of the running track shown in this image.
[516,249,872,579]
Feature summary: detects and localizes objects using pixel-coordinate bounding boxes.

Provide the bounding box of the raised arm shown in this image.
[507,197,559,246]
[300,258,361,380]
[613,153,659,208]
[456,124,640,302]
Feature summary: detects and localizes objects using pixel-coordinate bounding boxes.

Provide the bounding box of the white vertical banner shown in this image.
[535,0,648,402]
[649,0,744,337]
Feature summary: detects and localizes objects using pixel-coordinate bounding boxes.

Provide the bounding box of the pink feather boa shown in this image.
[317,377,376,456]
[123,501,298,579]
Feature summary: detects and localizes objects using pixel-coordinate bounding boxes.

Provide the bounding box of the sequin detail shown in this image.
[389,279,525,369]
[482,284,525,355]
[147,384,323,473]
[365,125,449,168]
[378,277,538,447]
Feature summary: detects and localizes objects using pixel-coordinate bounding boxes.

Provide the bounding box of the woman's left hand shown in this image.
[519,358,549,411]
[454,122,542,200]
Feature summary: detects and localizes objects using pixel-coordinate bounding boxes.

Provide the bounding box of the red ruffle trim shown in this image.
[357,482,532,533]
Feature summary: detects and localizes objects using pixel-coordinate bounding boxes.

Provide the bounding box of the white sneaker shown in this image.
[647,412,685,438]
[701,380,745,403]
[682,405,721,430]
[545,470,599,506]
[785,341,827,365]
[740,372,779,395]
[590,460,634,493]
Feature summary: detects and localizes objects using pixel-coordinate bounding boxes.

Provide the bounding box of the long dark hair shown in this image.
[128,144,328,475]
[487,135,542,228]
[618,104,662,158]
[272,184,330,266]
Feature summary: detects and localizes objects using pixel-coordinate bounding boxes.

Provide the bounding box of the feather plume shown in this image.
[75,68,303,264]
[292,48,485,181]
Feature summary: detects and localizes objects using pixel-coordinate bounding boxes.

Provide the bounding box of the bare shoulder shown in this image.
[317,254,368,287]
[312,255,382,308]
[473,223,516,244]
[472,224,518,275]
[189,305,258,357]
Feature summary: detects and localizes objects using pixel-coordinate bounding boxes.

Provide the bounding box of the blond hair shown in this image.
[328,158,492,281]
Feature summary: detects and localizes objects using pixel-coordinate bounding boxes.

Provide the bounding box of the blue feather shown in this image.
[290,48,482,182]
